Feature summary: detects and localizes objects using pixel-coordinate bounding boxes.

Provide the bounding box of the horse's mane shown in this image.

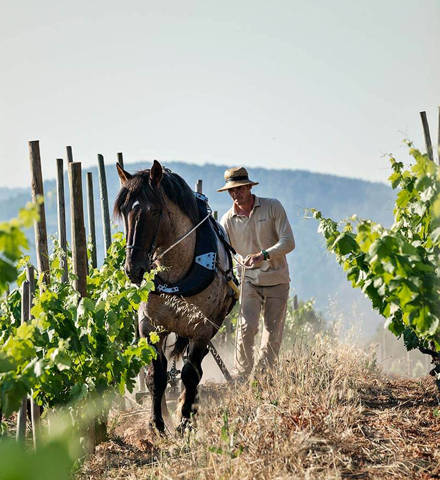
[113,167,200,225]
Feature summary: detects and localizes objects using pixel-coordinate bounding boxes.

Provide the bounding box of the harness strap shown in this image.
[126,211,163,263]
[151,195,218,297]
[154,212,211,262]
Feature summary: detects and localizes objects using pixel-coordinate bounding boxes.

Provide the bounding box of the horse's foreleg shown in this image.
[145,351,168,432]
[178,342,208,429]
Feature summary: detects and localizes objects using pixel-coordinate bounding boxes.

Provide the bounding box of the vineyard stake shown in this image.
[420,111,434,162]
[65,146,74,251]
[195,179,203,194]
[97,154,112,256]
[27,266,41,449]
[66,145,74,163]
[86,172,98,269]
[16,280,30,443]
[56,158,68,283]
[68,162,88,297]
[29,140,50,286]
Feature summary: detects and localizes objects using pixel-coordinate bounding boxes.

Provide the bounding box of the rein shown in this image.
[125,209,212,263]
[154,212,211,262]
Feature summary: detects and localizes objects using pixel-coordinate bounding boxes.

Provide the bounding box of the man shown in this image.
[219,166,295,377]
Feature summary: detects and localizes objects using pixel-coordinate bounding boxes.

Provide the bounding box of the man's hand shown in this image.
[243,252,264,267]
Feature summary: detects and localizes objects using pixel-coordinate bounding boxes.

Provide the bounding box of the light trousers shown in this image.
[236,279,289,375]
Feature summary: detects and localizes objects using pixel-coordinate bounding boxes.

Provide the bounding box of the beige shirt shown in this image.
[221,196,295,286]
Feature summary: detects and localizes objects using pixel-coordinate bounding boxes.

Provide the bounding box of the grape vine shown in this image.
[311,142,440,371]
[0,206,157,424]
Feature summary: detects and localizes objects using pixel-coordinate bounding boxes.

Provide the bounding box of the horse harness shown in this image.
[128,192,239,304]
[126,208,163,264]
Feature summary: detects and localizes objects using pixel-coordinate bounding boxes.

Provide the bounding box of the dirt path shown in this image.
[347,377,440,479]
[76,375,440,480]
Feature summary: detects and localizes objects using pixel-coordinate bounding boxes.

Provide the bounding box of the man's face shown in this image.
[228,184,252,206]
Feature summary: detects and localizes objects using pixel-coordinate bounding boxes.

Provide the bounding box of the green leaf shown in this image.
[0,354,15,373]
[396,189,410,208]
[81,297,96,312]
[388,171,401,189]
[331,232,358,256]
[396,283,414,307]
[149,332,160,344]
[402,328,419,350]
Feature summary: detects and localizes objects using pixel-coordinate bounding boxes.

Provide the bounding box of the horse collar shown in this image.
[152,194,218,297]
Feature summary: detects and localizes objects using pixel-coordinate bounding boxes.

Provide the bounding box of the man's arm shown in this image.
[243,199,295,267]
[265,199,295,260]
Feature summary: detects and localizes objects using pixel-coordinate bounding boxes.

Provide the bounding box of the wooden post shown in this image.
[138,368,147,392]
[28,141,50,286]
[16,280,30,443]
[68,163,88,297]
[86,172,98,269]
[56,158,68,283]
[26,266,41,449]
[293,294,299,310]
[66,146,73,163]
[425,353,430,374]
[97,154,112,255]
[26,266,35,318]
[420,111,434,162]
[195,180,203,194]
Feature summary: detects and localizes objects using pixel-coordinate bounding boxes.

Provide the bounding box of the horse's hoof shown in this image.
[148,419,166,435]
[176,418,192,435]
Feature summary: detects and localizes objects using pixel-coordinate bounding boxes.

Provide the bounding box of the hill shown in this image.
[0,161,395,337]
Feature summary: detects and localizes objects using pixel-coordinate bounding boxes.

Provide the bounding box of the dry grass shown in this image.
[76,337,440,480]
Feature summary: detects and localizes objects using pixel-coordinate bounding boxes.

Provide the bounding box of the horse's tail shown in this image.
[170,335,189,359]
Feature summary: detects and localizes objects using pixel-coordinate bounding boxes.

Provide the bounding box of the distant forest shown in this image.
[0,161,395,338]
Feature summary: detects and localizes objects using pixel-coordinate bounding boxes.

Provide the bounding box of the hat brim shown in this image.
[217,179,259,192]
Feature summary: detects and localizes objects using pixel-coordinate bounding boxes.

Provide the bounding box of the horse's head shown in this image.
[114,160,165,284]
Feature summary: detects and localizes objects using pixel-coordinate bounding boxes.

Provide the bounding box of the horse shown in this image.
[114,160,236,432]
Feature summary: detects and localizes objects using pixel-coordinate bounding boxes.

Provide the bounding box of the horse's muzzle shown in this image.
[125,263,150,285]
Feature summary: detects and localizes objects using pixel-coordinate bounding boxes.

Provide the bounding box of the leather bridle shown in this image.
[126,210,163,263]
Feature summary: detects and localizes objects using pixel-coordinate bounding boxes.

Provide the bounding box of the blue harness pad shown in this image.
[152,194,218,297]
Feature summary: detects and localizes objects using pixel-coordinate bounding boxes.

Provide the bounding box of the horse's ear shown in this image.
[150,160,163,186]
[116,163,132,183]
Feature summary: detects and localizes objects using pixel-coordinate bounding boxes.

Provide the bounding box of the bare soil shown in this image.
[76,343,440,480]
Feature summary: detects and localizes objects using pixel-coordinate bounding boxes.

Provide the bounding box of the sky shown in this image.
[0,0,439,188]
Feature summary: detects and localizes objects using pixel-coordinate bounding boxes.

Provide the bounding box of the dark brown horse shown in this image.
[114,160,235,432]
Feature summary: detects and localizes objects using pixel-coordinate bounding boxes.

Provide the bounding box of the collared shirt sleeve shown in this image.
[265,199,295,260]
[220,211,229,234]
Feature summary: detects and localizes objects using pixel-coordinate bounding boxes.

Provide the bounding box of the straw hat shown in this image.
[217,166,259,192]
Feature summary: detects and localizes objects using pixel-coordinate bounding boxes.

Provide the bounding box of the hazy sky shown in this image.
[1,0,439,188]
